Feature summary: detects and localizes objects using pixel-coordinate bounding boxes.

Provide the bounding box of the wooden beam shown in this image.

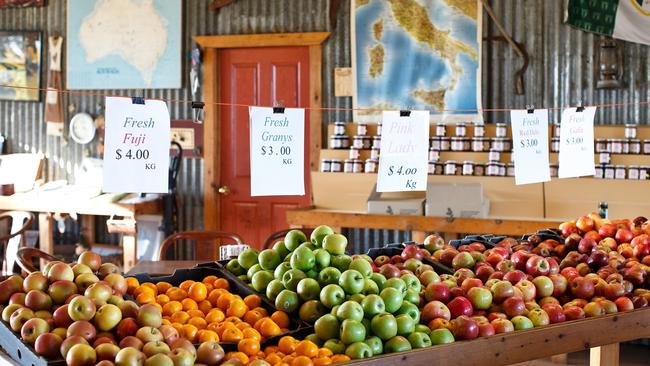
[309,44,323,174]
[590,344,619,366]
[203,48,219,234]
[38,213,53,269]
[194,32,330,49]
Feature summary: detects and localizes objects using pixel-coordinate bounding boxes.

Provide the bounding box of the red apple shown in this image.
[501,296,526,318]
[421,301,451,323]
[583,301,606,317]
[447,296,473,318]
[576,216,595,233]
[525,256,550,277]
[424,283,450,303]
[490,318,514,334]
[450,315,479,340]
[68,320,97,342]
[570,277,595,299]
[35,332,63,358]
[615,228,634,244]
[563,306,585,320]
[599,223,617,239]
[542,304,566,323]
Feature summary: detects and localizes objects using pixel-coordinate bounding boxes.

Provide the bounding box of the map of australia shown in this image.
[67,0,181,89]
[354,0,480,121]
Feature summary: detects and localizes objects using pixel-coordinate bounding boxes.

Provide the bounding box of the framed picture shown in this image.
[0,0,45,8]
[0,31,42,102]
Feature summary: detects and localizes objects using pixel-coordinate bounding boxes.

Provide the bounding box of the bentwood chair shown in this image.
[0,211,35,275]
[16,247,59,274]
[158,231,243,260]
[263,228,312,249]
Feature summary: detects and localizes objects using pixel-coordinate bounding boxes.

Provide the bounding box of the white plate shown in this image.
[69,112,96,144]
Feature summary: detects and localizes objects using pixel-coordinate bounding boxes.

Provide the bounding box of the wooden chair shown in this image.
[0,211,35,274]
[263,228,312,249]
[16,247,59,274]
[158,231,243,260]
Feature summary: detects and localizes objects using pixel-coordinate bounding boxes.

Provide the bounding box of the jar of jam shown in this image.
[445,160,458,175]
[370,147,380,160]
[474,163,485,176]
[455,123,467,137]
[430,137,441,151]
[628,139,641,154]
[488,149,500,162]
[428,161,436,175]
[364,159,377,173]
[330,135,348,149]
[349,147,361,159]
[320,159,331,172]
[615,165,626,179]
[551,137,560,152]
[371,135,381,149]
[344,159,354,173]
[599,153,610,164]
[550,164,559,177]
[610,139,623,154]
[604,165,615,179]
[330,159,342,172]
[495,123,507,138]
[625,124,637,139]
[333,122,346,135]
[434,162,444,175]
[628,165,639,180]
[357,123,368,136]
[622,139,630,154]
[376,123,383,136]
[451,137,468,151]
[594,165,604,179]
[486,162,500,176]
[436,123,446,137]
[498,163,507,176]
[472,137,488,152]
[440,137,451,151]
[428,148,439,162]
[462,161,474,176]
[553,123,561,137]
[507,163,515,177]
[595,139,608,153]
[473,124,485,137]
[644,140,650,154]
[491,138,508,152]
[640,166,650,180]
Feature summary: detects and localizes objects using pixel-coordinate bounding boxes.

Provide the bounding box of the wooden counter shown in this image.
[127,260,204,277]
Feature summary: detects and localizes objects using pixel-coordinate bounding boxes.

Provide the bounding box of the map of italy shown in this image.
[78,0,168,87]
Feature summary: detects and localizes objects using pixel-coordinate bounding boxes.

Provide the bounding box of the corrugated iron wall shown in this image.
[1,0,649,256]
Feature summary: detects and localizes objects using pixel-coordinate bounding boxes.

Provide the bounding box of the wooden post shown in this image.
[122,233,137,274]
[412,230,426,243]
[38,213,53,269]
[589,344,619,366]
[550,354,568,364]
[81,215,96,246]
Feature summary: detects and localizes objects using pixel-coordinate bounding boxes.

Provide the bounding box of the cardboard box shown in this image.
[425,182,490,218]
[367,187,425,216]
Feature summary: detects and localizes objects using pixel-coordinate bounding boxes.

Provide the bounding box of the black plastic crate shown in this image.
[366,246,454,275]
[0,314,65,366]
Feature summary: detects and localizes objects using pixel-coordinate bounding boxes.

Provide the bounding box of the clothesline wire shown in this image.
[1,83,650,114]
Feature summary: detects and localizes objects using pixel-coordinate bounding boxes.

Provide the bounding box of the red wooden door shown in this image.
[219,46,312,249]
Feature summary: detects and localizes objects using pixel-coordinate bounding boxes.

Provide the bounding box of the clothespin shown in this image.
[192,101,204,124]
[132,90,145,105]
[399,106,412,117]
[526,104,535,114]
[576,100,585,112]
[273,101,285,114]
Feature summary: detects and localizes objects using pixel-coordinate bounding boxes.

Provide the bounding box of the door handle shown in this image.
[218,186,231,195]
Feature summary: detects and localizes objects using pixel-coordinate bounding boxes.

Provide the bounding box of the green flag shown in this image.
[566,0,650,45]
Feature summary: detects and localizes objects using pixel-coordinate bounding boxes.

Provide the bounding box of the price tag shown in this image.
[377,110,429,192]
[249,107,305,196]
[102,97,170,193]
[510,109,551,185]
[559,106,596,178]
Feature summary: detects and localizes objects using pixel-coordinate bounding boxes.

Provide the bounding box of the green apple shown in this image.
[251,271,274,292]
[345,342,373,359]
[370,273,386,289]
[296,278,321,301]
[348,294,365,303]
[273,241,290,259]
[339,270,365,295]
[311,225,335,247]
[247,264,263,279]
[317,267,341,286]
[336,301,364,322]
[323,339,346,355]
[383,278,406,293]
[226,259,245,276]
[306,269,319,279]
[290,246,316,272]
[320,284,345,309]
[415,324,431,334]
[314,314,340,341]
[467,286,493,310]
[94,304,122,331]
[370,313,397,341]
[284,230,308,252]
[364,336,383,356]
[298,242,316,251]
[429,328,455,345]
[361,295,385,318]
[403,288,420,304]
[340,319,366,345]
[331,305,340,316]
[237,248,259,270]
[400,274,421,293]
[380,287,403,313]
[313,249,331,270]
[282,269,306,291]
[275,290,299,313]
[349,259,373,278]
[266,279,285,301]
[323,234,348,255]
[407,332,432,348]
[361,279,379,295]
[395,314,415,335]
[511,315,534,330]
[384,336,412,353]
[299,300,327,323]
[305,333,323,347]
[274,262,292,280]
[331,255,352,271]
[396,302,420,323]
[258,249,281,271]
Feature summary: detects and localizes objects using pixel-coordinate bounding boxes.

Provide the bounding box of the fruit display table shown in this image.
[286,208,564,242]
[126,260,205,276]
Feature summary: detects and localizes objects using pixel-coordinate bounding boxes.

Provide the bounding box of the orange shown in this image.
[217,293,235,310]
[282,355,295,365]
[133,285,155,298]
[278,336,297,355]
[313,357,332,366]
[182,324,198,342]
[170,311,190,324]
[266,353,283,365]
[259,318,282,338]
[292,355,313,366]
[242,327,261,341]
[213,278,230,290]
[187,309,205,319]
[226,352,249,365]
[155,281,173,294]
[166,287,188,301]
[136,292,156,305]
[215,322,236,338]
[295,341,318,358]
[222,327,244,342]
[181,298,198,311]
[125,277,140,294]
[162,301,182,316]
[317,349,333,358]
[330,355,350,364]
[141,282,158,293]
[156,294,170,306]
[179,280,195,292]
[207,288,225,306]
[198,300,213,314]
[206,309,225,324]
[197,329,219,343]
[207,322,221,332]
[161,318,171,326]
[238,338,261,356]
[253,307,269,317]
[203,275,218,284]
[205,283,214,293]
[151,303,163,313]
[227,299,248,318]
[271,311,290,329]
[188,317,207,330]
[244,294,262,309]
[188,282,208,302]
[171,322,184,334]
[277,363,290,366]
[226,316,243,324]
[235,322,251,331]
[244,309,265,326]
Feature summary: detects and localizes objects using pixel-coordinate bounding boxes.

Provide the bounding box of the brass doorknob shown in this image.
[218,186,231,195]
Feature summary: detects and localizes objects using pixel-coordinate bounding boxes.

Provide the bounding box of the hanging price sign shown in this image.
[377,110,429,192]
[510,109,550,185]
[102,97,170,193]
[559,106,596,178]
[249,107,305,196]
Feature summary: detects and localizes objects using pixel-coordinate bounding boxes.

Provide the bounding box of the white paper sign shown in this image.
[377,110,429,192]
[510,109,551,185]
[249,107,305,196]
[102,97,170,193]
[559,106,596,178]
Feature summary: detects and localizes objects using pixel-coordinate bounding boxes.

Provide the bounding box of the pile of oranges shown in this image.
[127,275,290,344]
[240,336,351,366]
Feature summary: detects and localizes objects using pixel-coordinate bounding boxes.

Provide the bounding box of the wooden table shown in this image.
[286,208,564,242]
[127,260,204,276]
[0,192,162,272]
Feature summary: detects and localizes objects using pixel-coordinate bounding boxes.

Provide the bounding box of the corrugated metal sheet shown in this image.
[1,0,649,256]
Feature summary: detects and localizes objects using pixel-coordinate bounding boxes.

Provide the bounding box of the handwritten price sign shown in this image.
[559,107,596,178]
[102,97,170,193]
[510,109,550,185]
[249,107,305,196]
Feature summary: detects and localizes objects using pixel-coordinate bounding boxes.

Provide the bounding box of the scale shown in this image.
[69,113,96,144]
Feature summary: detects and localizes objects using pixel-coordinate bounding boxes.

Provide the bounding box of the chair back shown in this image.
[158,231,243,260]
[0,211,35,274]
[263,228,312,249]
[16,247,59,274]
